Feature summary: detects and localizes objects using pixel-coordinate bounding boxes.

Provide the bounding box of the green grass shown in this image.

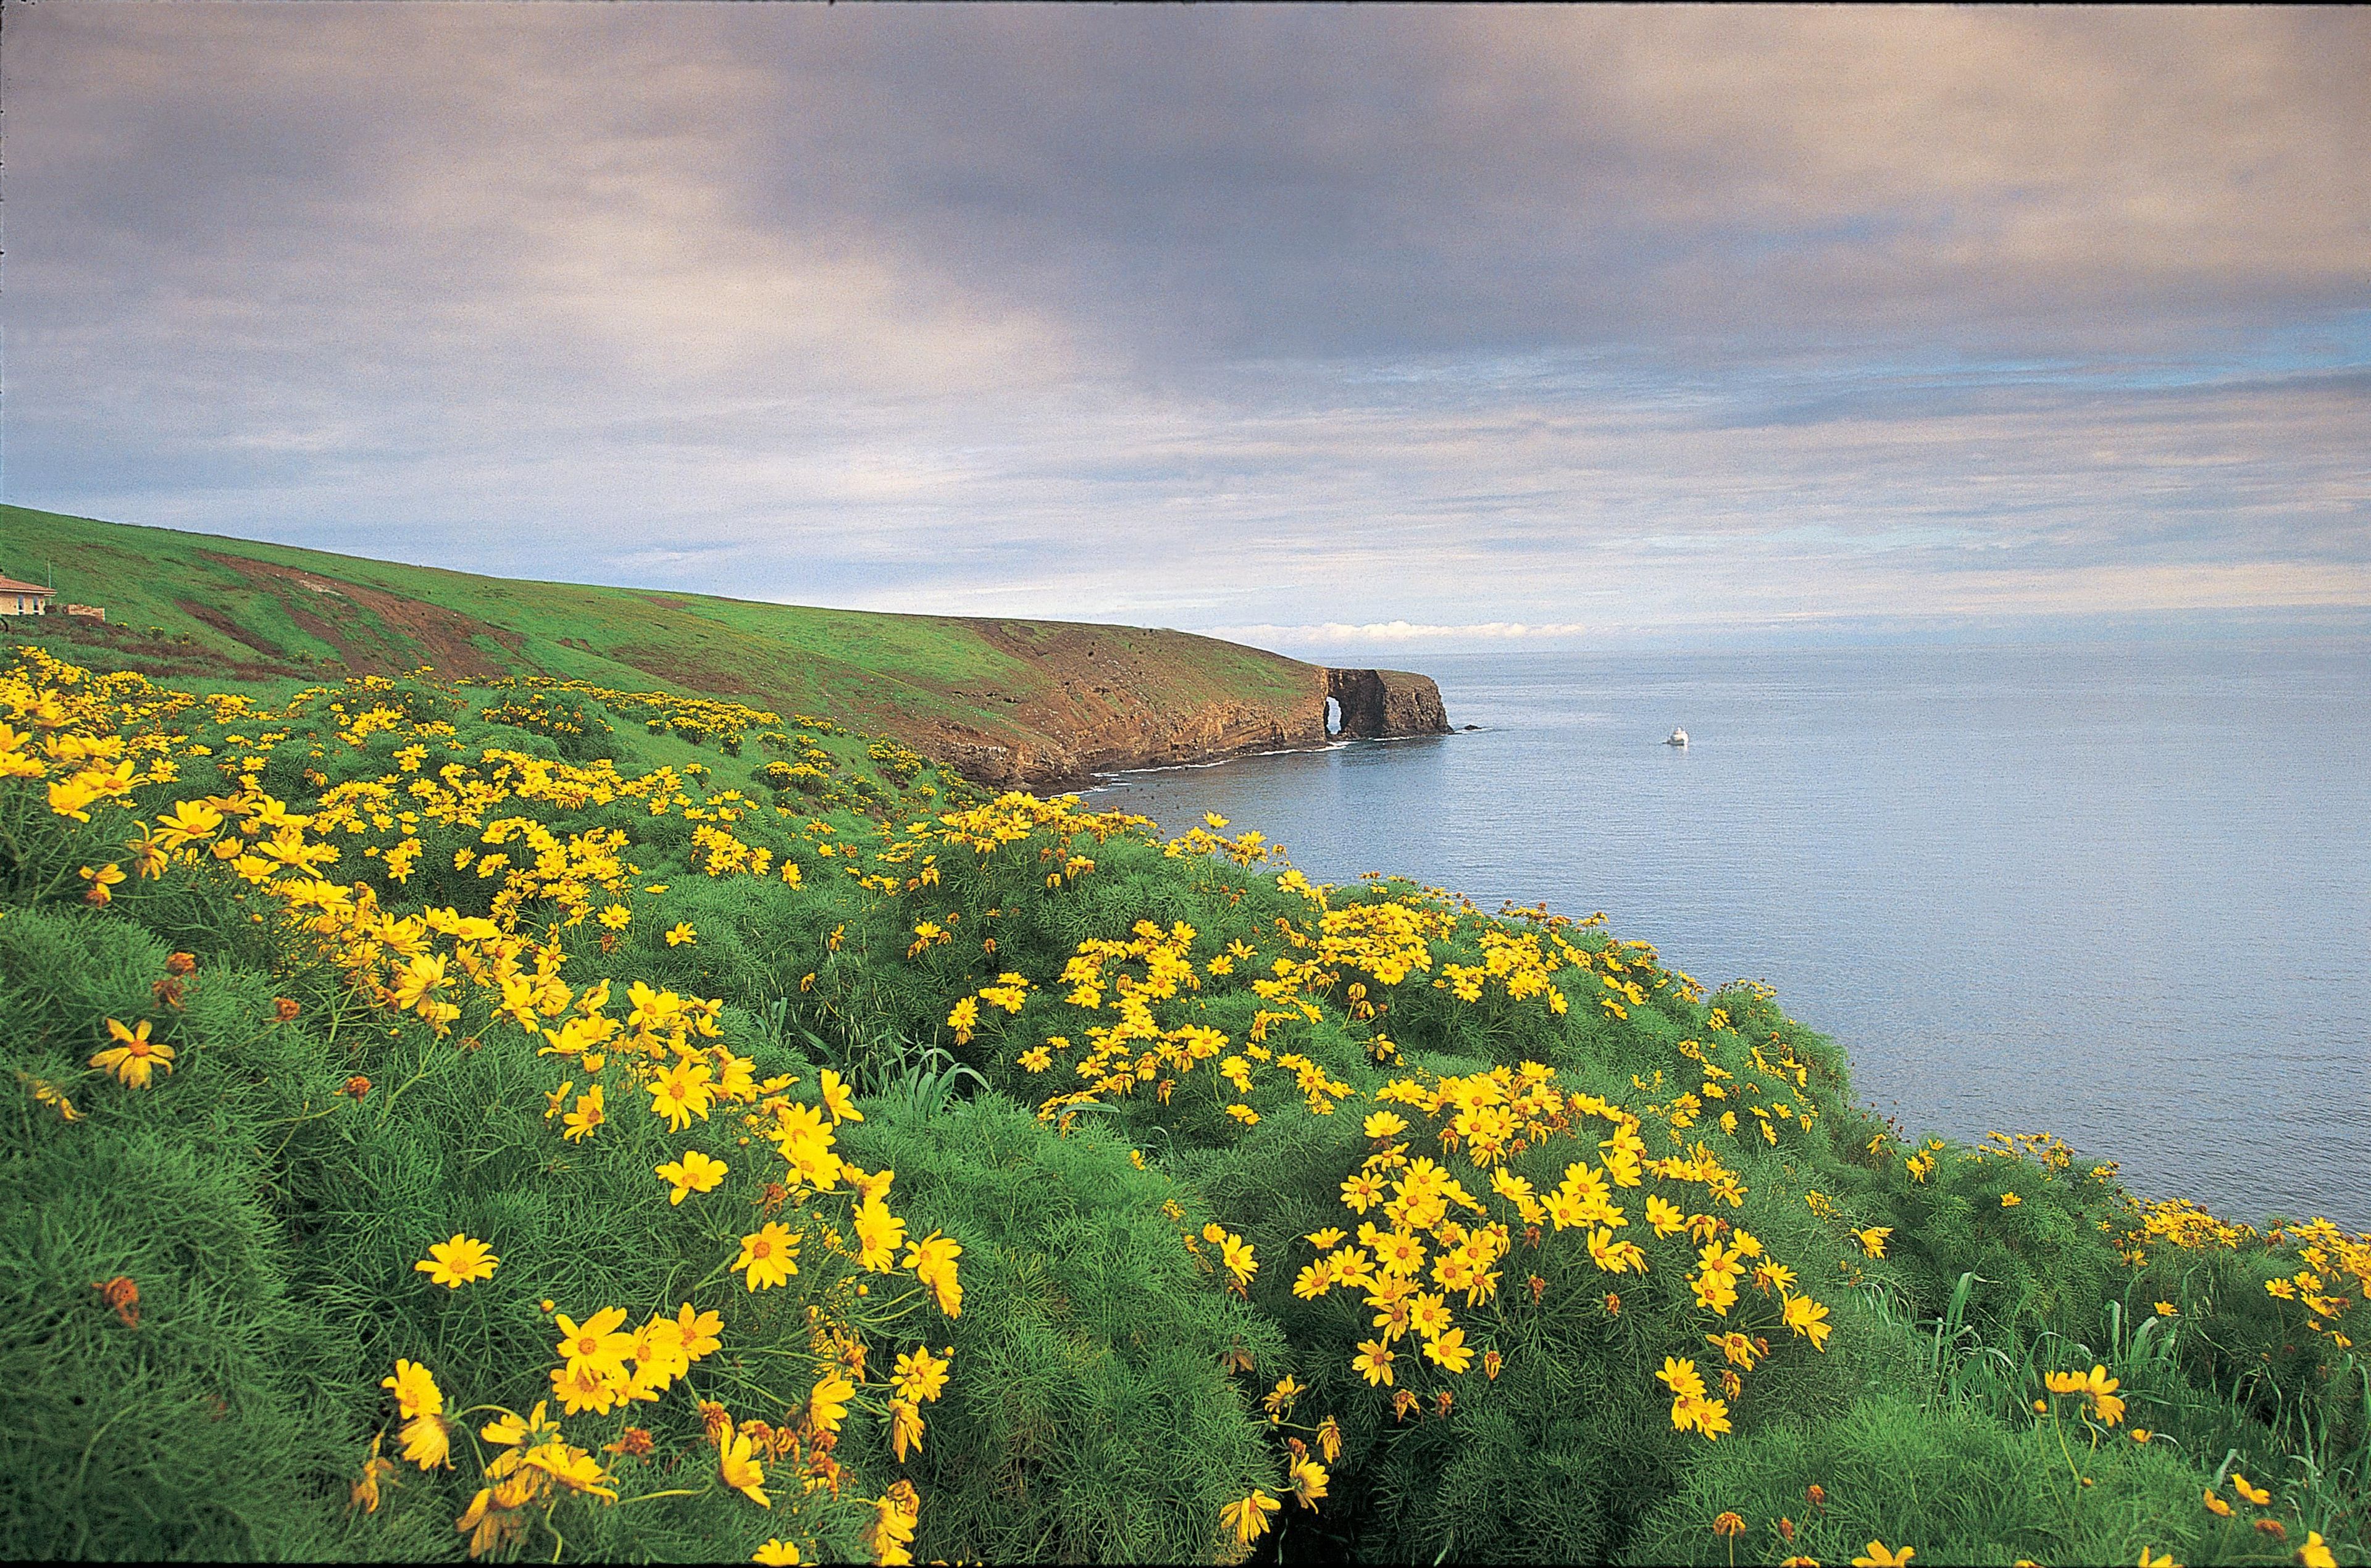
[0,502,1322,780]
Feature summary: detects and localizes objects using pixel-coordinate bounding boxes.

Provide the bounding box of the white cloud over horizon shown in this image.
[3,3,2365,648]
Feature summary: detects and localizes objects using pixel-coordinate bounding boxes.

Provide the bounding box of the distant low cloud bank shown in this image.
[1207,622,1592,651]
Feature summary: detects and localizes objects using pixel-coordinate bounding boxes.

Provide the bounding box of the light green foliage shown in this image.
[841,1101,1281,1563]
[1626,1399,2254,1566]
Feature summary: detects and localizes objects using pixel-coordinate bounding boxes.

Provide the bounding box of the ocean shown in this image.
[1085,638,2371,1230]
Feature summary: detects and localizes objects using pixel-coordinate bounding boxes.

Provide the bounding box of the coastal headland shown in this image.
[0,504,1447,788]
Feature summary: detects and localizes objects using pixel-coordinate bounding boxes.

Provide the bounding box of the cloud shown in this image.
[1210,622,1595,651]
[2,2,2364,645]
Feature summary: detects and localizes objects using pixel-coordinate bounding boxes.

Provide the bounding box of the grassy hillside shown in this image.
[3,643,2364,1565]
[0,504,1324,782]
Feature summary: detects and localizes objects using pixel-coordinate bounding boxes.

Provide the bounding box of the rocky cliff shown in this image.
[920,657,1453,789]
[1326,667,1453,741]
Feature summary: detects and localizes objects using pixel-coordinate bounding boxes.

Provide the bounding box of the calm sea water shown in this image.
[1087,640,2371,1230]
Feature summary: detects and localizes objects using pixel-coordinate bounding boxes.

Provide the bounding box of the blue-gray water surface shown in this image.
[1087,640,2371,1230]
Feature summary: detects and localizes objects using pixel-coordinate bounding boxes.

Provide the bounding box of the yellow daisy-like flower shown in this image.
[807,1374,855,1436]
[397,1412,453,1471]
[647,1057,715,1133]
[554,1306,634,1378]
[893,1345,953,1404]
[1221,1489,1281,1549]
[562,1084,606,1142]
[665,922,697,947]
[753,1538,801,1564]
[1424,1327,1474,1374]
[654,1149,729,1204]
[415,1233,499,1288]
[90,1017,175,1088]
[735,1222,801,1291]
[818,1068,863,1125]
[382,1359,444,1419]
[719,1427,770,1507]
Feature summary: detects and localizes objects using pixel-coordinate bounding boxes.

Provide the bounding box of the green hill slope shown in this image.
[0,504,1336,785]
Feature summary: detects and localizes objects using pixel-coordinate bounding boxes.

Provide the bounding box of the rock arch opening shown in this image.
[1321,667,1452,740]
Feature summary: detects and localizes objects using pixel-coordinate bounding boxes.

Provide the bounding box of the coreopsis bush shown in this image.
[1625,1398,2259,1567]
[838,1099,1283,1563]
[4,643,2366,1562]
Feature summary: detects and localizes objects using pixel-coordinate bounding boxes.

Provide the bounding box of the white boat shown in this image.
[1666,728,1688,747]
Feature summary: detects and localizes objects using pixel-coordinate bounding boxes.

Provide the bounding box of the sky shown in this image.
[4,3,2367,655]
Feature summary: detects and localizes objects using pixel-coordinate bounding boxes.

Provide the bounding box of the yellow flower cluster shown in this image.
[2,650,953,1563]
[1295,1064,1832,1441]
[462,674,780,750]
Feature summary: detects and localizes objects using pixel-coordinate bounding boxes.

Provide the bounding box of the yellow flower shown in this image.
[753,1541,802,1566]
[153,799,225,849]
[1363,1110,1409,1140]
[1782,1292,1834,1351]
[1852,1227,1892,1259]
[902,1230,963,1317]
[382,1359,444,1419]
[1424,1327,1474,1374]
[666,922,697,947]
[2138,1550,2181,1568]
[349,1431,399,1515]
[719,1427,770,1507]
[1852,1544,1915,1567]
[1658,1357,1707,1401]
[2154,1301,2178,1317]
[854,1196,908,1272]
[2231,1474,2271,1506]
[2204,1489,2234,1517]
[562,1084,606,1141]
[889,1396,925,1462]
[1353,1338,1395,1387]
[647,1057,716,1133]
[818,1068,863,1125]
[1221,1489,1281,1549]
[808,1374,856,1436]
[735,1222,801,1291]
[655,1149,729,1204]
[414,1233,499,1288]
[2298,1530,2336,1568]
[398,1412,453,1470]
[675,1302,724,1361]
[893,1345,951,1404]
[1289,1454,1329,1509]
[90,1017,175,1088]
[554,1307,634,1379]
[2001,1192,2023,1207]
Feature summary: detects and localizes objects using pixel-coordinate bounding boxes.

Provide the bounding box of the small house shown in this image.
[0,575,56,617]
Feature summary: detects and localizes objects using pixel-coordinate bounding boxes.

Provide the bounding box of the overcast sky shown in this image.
[5,3,2366,652]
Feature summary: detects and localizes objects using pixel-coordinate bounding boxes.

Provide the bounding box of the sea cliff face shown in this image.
[918,659,1452,788]
[1327,667,1452,740]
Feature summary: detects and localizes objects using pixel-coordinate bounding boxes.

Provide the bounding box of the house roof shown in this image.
[0,576,56,596]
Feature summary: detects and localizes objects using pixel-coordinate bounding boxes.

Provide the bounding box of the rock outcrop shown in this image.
[912,653,1452,788]
[1325,667,1452,740]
